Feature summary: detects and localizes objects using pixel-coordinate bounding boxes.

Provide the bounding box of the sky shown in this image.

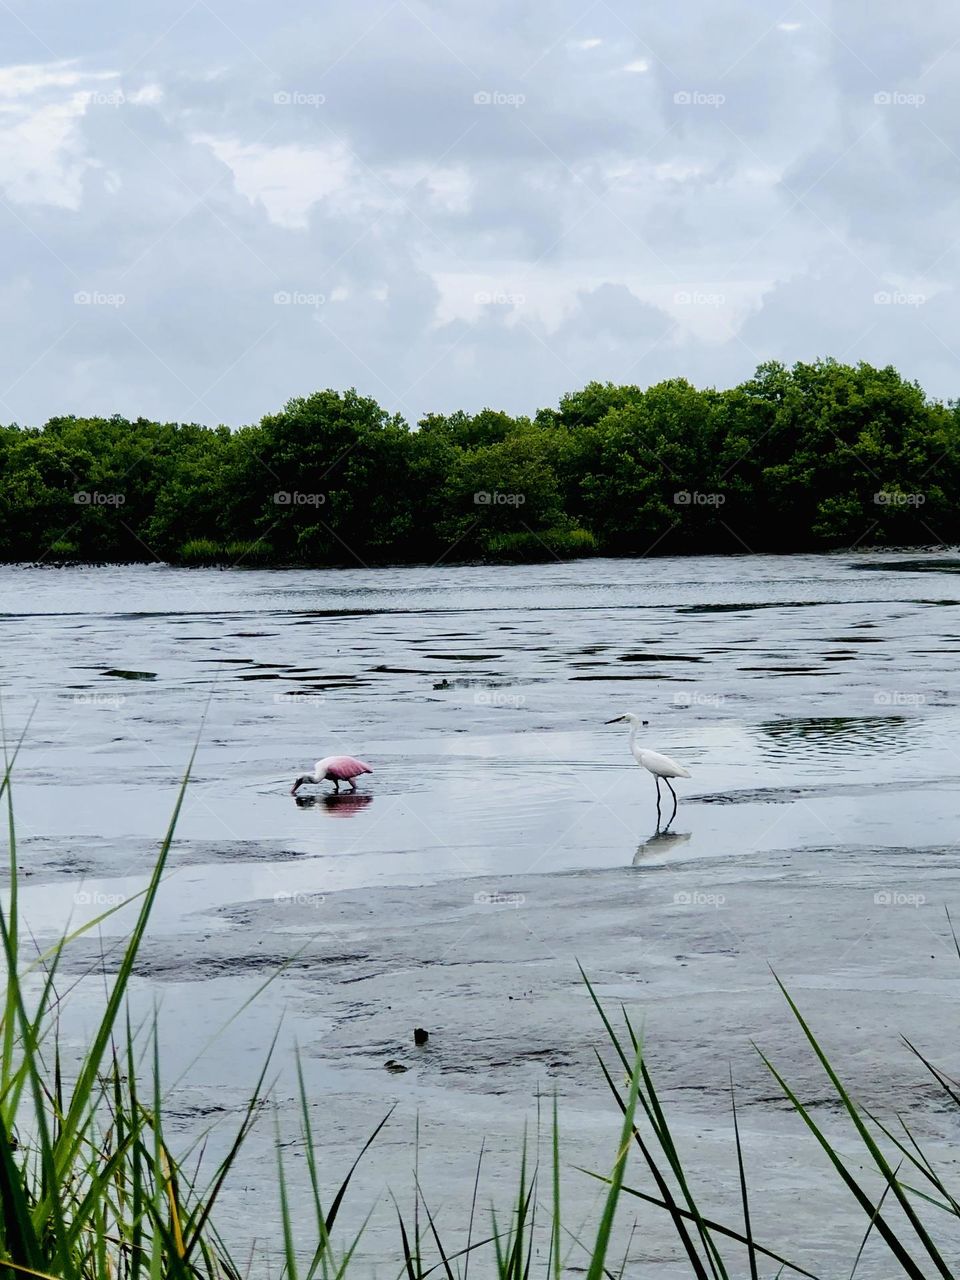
[1,0,958,428]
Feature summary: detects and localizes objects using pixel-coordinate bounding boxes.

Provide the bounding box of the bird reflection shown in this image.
[633,827,692,864]
[294,792,373,817]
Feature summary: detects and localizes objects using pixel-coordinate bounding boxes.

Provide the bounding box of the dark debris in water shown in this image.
[618,652,703,662]
[102,668,157,680]
[570,673,663,681]
[850,558,960,574]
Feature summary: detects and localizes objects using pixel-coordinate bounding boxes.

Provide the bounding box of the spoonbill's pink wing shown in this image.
[316,755,373,781]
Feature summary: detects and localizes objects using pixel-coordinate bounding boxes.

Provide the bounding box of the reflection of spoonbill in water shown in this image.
[605,712,691,826]
[294,791,373,816]
[291,756,372,795]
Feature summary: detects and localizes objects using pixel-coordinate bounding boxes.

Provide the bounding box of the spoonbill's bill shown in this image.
[605,712,690,825]
[291,756,372,795]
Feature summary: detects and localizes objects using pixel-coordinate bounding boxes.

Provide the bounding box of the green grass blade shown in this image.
[580,1170,823,1279]
[756,1046,927,1280]
[772,974,953,1279]
[551,1095,561,1280]
[584,1041,641,1280]
[728,1069,758,1280]
[593,1049,710,1279]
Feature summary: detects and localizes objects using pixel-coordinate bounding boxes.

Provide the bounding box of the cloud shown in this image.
[198,136,356,228]
[0,61,123,208]
[0,1,958,429]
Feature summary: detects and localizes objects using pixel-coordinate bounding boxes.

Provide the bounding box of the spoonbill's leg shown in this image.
[332,779,340,793]
[665,779,678,827]
[348,779,357,791]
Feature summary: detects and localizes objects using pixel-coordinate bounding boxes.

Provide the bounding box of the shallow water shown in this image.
[4,552,960,1271]
[2,551,960,931]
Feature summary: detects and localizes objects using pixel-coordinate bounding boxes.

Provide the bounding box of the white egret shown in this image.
[605,712,691,825]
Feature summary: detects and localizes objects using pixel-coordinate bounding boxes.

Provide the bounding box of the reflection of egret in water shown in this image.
[754,715,913,763]
[294,792,373,817]
[633,828,692,864]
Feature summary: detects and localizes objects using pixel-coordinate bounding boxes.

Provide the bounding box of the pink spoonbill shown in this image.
[291,756,372,795]
[605,712,691,826]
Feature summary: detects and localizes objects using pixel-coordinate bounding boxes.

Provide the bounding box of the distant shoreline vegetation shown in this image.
[2,358,959,567]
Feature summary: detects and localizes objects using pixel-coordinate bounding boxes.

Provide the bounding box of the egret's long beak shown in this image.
[604,716,624,724]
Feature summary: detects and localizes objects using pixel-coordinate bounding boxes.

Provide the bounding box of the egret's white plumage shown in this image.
[635,748,691,780]
[606,711,690,824]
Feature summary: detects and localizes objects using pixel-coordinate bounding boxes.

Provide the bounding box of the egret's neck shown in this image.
[628,722,639,753]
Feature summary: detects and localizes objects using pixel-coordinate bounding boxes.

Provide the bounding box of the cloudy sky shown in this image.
[1,0,958,427]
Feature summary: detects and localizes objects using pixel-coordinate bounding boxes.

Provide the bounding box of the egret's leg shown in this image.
[665,779,678,827]
[654,776,662,825]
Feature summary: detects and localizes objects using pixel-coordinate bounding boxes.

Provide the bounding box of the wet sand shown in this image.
[5,554,960,1274]
[30,836,960,1276]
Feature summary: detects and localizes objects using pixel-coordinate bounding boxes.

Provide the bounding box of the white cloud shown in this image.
[0,2,959,427]
[197,136,356,228]
[384,163,473,212]
[0,60,114,99]
[0,60,123,208]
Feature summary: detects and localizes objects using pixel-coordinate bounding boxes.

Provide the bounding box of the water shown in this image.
[3,552,958,923]
[3,552,960,1271]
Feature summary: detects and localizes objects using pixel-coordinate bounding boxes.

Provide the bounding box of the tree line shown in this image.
[1,358,957,566]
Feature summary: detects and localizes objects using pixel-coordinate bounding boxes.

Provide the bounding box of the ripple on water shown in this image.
[752,714,914,762]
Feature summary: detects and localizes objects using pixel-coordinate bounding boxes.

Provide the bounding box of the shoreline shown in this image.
[40,842,960,1274]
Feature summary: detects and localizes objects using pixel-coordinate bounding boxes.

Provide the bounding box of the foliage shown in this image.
[1,361,958,565]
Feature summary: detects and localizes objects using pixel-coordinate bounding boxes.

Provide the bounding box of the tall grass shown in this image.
[175,540,275,567]
[3,731,960,1277]
[483,528,597,562]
